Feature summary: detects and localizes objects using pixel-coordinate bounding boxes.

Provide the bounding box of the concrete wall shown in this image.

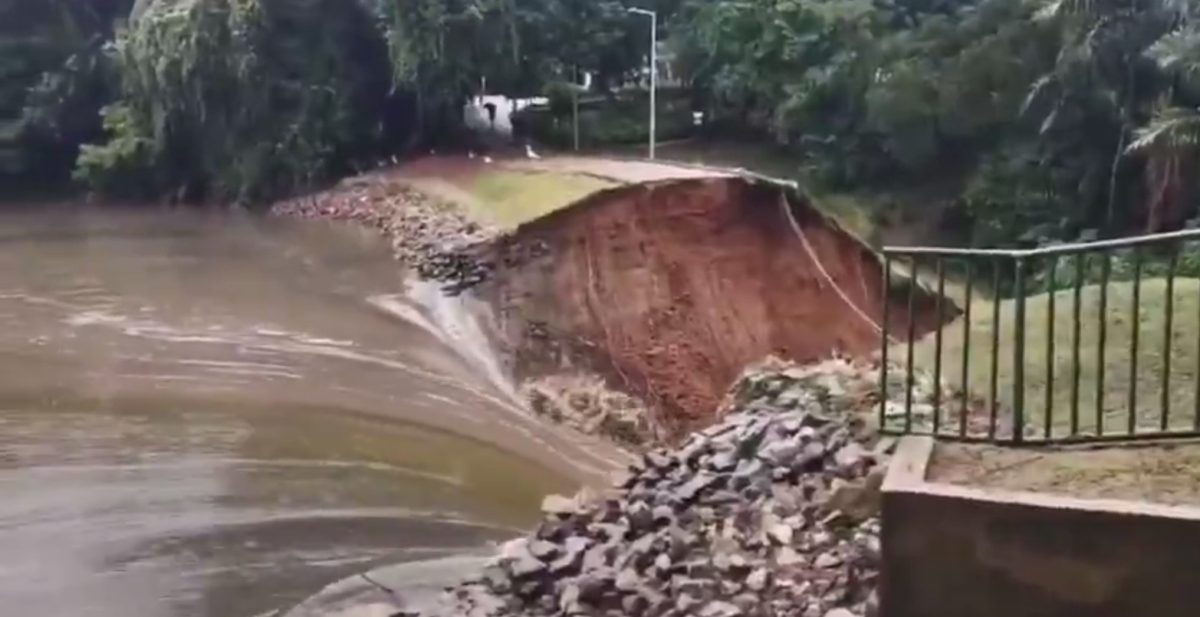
[881,437,1200,617]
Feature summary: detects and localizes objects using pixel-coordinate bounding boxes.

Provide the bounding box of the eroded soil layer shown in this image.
[476,176,954,439]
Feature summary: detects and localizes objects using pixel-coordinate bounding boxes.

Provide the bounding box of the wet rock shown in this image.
[614,567,641,592]
[700,600,742,617]
[765,521,794,546]
[373,356,958,617]
[269,176,501,295]
[526,539,557,561]
[522,375,657,448]
[541,494,579,517]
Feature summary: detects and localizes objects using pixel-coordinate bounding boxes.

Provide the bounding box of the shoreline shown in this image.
[270,165,664,451]
[275,356,929,617]
[267,164,944,617]
[364,356,921,617]
[270,169,501,291]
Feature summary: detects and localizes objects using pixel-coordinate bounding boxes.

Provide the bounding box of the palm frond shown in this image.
[1127,105,1200,153]
[1032,0,1068,22]
[1022,72,1057,115]
[1147,25,1200,75]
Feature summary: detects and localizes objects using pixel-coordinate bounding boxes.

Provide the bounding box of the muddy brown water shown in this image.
[0,205,623,617]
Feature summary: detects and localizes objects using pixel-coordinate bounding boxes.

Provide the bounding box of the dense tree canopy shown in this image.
[665,0,1200,247]
[0,0,132,190]
[1,0,1199,250]
[2,0,658,202]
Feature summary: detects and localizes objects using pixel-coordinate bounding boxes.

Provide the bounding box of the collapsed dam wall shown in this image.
[474,174,955,439]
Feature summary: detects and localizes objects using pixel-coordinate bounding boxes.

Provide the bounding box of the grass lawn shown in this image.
[897,278,1200,440]
[464,169,614,228]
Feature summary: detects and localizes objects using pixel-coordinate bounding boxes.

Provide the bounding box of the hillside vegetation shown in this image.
[0,0,1197,258]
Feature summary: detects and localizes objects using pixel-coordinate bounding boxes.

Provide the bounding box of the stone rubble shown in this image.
[271,173,500,295]
[522,375,661,450]
[393,356,950,617]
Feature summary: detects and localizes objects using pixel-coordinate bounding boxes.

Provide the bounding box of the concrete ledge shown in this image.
[881,436,1200,617]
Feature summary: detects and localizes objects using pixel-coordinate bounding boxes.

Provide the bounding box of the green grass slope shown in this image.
[466,169,614,228]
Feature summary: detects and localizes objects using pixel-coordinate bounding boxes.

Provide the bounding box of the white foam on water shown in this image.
[59,298,533,424]
[363,283,621,481]
[377,279,515,403]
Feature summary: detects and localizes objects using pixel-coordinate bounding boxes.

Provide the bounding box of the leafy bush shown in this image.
[960,145,1084,249]
[0,0,131,192]
[76,0,391,204]
[74,104,159,198]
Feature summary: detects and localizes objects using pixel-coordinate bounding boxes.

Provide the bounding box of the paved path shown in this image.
[506,156,737,184]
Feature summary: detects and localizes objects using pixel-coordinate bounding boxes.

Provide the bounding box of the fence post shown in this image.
[959,262,973,438]
[1012,257,1027,443]
[880,254,892,432]
[987,261,1002,439]
[1162,249,1177,431]
[1070,254,1084,436]
[932,257,946,433]
[1095,253,1111,435]
[904,259,920,433]
[1043,255,1057,440]
[1127,249,1142,436]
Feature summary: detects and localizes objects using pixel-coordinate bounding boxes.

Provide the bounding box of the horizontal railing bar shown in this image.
[885,226,1200,259]
[884,247,1026,258]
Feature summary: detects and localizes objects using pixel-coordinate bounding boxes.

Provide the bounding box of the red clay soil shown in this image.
[475,176,954,440]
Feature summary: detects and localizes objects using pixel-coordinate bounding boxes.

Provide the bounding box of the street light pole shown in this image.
[627,7,657,160]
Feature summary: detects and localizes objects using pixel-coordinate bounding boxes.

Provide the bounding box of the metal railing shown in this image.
[878,227,1200,444]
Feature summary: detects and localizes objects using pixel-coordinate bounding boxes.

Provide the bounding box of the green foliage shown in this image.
[513,90,696,148]
[0,0,133,191]
[73,103,157,197]
[961,144,1077,249]
[4,0,1200,235]
[4,0,656,203]
[72,0,392,204]
[542,81,579,116]
[667,0,1200,252]
[92,0,657,202]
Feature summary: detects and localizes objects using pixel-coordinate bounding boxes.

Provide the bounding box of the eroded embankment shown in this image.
[476,176,955,439]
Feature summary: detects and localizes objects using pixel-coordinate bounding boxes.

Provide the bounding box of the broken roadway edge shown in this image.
[269,156,806,300]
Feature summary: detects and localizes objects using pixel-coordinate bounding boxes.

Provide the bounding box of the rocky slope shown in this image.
[372,356,942,617]
[270,171,499,295]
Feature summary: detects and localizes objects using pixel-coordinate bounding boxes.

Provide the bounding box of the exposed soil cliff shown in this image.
[474,175,955,439]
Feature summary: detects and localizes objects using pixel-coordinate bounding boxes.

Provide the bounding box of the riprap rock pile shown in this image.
[271,173,498,295]
[413,356,923,617]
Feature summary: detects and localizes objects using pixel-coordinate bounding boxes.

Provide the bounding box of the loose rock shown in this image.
[394,356,955,617]
[271,174,499,295]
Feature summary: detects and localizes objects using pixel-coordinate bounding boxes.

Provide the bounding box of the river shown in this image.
[0,205,623,617]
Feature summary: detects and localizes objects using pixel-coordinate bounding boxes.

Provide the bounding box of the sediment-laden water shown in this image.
[0,205,621,617]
